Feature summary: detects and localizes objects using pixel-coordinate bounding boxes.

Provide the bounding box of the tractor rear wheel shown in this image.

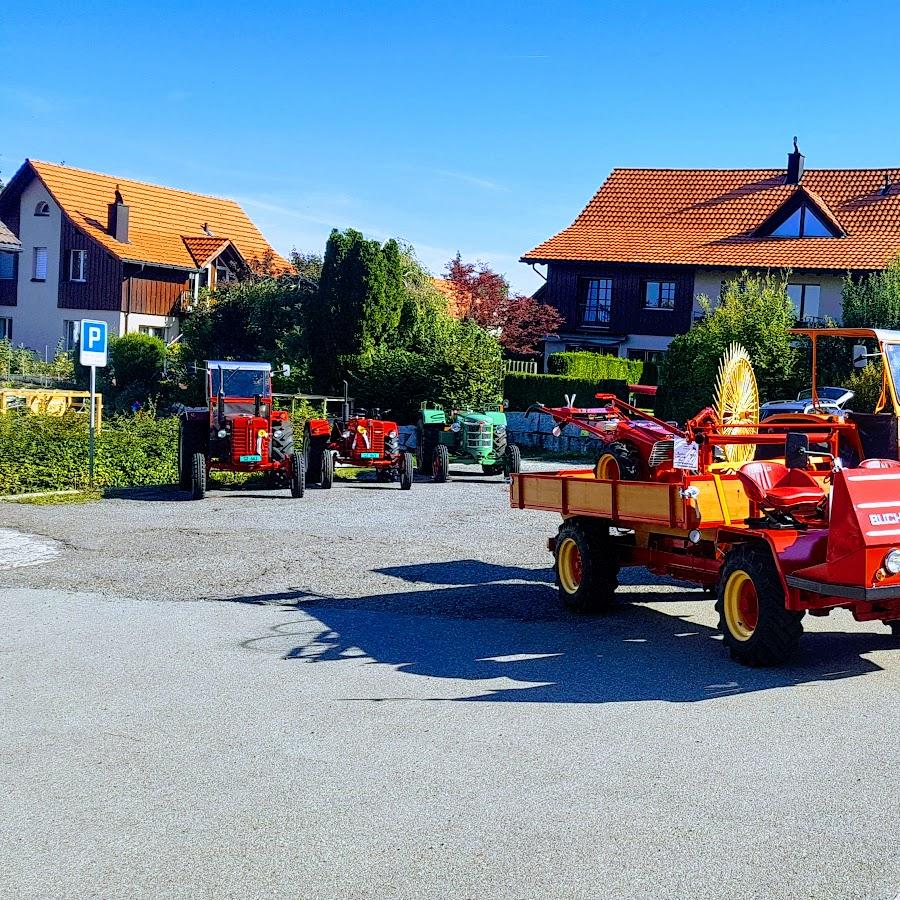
[554,518,619,613]
[190,452,207,501]
[320,449,334,489]
[289,452,305,498]
[416,421,437,474]
[271,422,295,462]
[595,441,642,480]
[504,443,522,477]
[399,452,414,490]
[432,444,450,483]
[716,543,803,666]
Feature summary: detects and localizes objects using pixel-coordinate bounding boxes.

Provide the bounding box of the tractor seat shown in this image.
[858,458,900,469]
[737,461,824,513]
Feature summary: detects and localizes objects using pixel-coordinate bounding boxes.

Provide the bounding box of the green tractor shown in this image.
[416,402,521,482]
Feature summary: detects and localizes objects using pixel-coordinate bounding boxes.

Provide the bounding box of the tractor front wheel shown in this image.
[320,450,334,489]
[190,452,207,501]
[303,425,327,485]
[399,452,414,490]
[504,443,522,477]
[432,444,450,483]
[554,518,619,613]
[290,452,305,498]
[716,543,803,666]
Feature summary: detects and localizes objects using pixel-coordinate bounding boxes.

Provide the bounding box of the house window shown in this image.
[0,317,12,341]
[69,249,87,282]
[769,205,835,238]
[32,247,48,281]
[138,324,167,340]
[63,320,80,351]
[579,278,612,325]
[787,284,821,322]
[627,348,667,363]
[644,280,676,310]
[0,251,15,280]
[34,201,50,216]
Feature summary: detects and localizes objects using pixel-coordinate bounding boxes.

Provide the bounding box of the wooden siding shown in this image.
[58,215,123,310]
[545,262,695,337]
[0,206,21,307]
[122,266,189,316]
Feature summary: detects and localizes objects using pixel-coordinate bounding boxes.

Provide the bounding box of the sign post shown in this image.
[79,319,109,488]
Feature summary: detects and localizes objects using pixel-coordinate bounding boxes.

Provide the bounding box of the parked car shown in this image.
[761,386,854,418]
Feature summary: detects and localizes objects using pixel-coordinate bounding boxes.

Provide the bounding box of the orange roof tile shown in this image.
[28,160,292,272]
[522,168,900,270]
[432,277,468,317]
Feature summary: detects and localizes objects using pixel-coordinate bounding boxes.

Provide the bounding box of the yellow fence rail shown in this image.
[0,389,103,430]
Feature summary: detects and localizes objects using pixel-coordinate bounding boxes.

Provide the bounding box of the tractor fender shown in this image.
[420,409,447,426]
[271,409,291,424]
[305,418,332,438]
[715,527,828,610]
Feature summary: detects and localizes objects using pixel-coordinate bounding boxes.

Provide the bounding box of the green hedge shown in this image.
[503,373,628,411]
[548,352,646,383]
[0,412,178,494]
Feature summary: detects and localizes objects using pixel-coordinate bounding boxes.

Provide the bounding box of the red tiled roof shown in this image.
[27,160,293,273]
[522,168,900,270]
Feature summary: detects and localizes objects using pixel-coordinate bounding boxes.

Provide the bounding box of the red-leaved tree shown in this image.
[443,254,563,355]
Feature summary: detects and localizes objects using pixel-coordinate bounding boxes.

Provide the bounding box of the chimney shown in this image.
[786,136,805,185]
[107,185,130,243]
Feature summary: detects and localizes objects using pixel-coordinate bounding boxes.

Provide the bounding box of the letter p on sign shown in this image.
[79,319,109,368]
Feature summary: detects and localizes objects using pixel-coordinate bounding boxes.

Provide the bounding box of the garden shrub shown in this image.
[503,373,628,411]
[548,352,645,384]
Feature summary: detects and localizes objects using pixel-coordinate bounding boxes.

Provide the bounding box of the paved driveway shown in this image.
[1,465,899,899]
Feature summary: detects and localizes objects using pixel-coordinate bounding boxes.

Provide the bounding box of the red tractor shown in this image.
[303,384,414,490]
[178,361,304,500]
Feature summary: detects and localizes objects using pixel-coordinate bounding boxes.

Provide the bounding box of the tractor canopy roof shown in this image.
[791,327,900,343]
[206,360,272,371]
[207,361,272,398]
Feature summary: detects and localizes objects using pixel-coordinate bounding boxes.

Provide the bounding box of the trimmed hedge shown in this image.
[504,373,628,411]
[548,351,645,383]
[0,412,178,494]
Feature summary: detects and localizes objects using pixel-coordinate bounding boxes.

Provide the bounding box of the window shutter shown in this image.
[33,247,48,280]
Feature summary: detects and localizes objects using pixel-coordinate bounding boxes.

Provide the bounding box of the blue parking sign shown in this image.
[79,319,108,368]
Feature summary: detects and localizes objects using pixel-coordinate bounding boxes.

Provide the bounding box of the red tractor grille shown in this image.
[230,418,253,456]
[369,423,384,454]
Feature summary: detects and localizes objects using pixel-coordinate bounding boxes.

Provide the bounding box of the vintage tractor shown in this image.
[511,344,900,667]
[416,402,521,482]
[303,385,413,490]
[178,361,304,501]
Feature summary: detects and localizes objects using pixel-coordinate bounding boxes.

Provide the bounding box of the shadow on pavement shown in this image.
[231,563,896,704]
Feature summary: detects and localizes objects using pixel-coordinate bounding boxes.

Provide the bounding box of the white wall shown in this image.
[124,312,176,340]
[692,268,844,322]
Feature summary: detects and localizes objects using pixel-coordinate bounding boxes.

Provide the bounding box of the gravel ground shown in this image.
[1,461,900,899]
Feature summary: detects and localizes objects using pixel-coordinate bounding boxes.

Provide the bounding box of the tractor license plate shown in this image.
[239,454,262,462]
[360,452,380,459]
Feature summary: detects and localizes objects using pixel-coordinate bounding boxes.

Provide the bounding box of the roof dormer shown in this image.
[753,188,844,239]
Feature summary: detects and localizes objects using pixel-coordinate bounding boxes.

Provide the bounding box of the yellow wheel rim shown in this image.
[714,343,759,465]
[723,569,759,641]
[595,453,620,480]
[557,537,583,594]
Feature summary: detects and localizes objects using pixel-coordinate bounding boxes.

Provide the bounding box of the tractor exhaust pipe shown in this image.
[217,365,226,429]
[342,380,350,423]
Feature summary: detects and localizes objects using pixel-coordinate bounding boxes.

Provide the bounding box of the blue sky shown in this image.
[2,0,898,294]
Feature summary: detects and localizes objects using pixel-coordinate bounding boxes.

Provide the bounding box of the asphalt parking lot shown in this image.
[2,462,900,900]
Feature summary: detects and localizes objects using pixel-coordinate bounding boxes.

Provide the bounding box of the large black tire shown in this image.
[416,420,438,474]
[594,440,642,480]
[290,452,305,498]
[432,444,450,483]
[399,452,414,490]
[190,452,207,500]
[554,518,619,613]
[492,423,508,459]
[178,422,191,490]
[716,543,804,666]
[504,443,522,477]
[303,424,327,485]
[320,449,334,489]
[887,621,900,639]
[271,421,295,462]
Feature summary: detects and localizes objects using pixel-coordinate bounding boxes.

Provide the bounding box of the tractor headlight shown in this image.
[342,430,351,439]
[885,549,900,575]
[450,422,461,433]
[274,429,283,439]
[387,429,397,438]
[217,429,227,439]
